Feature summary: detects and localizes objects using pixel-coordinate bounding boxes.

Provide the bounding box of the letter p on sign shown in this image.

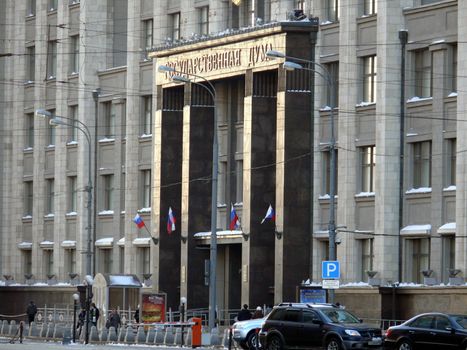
[322,261,340,279]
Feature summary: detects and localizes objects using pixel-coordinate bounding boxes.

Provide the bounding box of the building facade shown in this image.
[0,0,466,312]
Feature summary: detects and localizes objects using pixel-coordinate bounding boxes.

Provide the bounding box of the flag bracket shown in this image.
[241,232,249,241]
[275,230,282,240]
[151,237,159,245]
[181,235,188,244]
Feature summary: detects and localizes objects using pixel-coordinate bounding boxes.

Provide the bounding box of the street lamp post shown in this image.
[158,65,218,331]
[72,293,79,342]
[34,109,94,342]
[266,51,338,303]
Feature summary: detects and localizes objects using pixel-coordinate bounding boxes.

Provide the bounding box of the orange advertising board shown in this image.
[141,292,166,323]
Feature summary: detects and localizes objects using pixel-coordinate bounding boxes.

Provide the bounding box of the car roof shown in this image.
[276,302,337,309]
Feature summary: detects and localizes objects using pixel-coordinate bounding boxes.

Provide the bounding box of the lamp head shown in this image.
[49,117,66,126]
[282,61,303,71]
[266,50,286,59]
[172,75,191,84]
[180,297,187,304]
[73,293,80,301]
[35,109,52,119]
[158,65,175,73]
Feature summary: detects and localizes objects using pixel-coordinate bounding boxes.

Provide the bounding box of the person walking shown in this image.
[237,304,252,321]
[134,305,140,324]
[90,303,100,327]
[77,308,86,336]
[26,301,37,325]
[109,309,121,333]
[252,306,264,319]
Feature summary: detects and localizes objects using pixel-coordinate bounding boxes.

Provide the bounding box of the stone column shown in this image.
[373,0,412,283]
[455,1,467,280]
[429,43,449,280]
[336,0,358,283]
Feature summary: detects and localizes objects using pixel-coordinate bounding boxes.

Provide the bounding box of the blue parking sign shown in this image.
[322,261,340,279]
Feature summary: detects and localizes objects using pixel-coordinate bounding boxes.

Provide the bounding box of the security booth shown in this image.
[92,273,142,328]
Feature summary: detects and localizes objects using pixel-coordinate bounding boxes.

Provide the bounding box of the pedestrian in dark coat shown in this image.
[26,301,37,325]
[134,305,140,323]
[109,309,121,332]
[237,304,252,321]
[90,303,100,327]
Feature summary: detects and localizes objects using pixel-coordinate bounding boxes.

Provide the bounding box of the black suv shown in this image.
[259,303,382,350]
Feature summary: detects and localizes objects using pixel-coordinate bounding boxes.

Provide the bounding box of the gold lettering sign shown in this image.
[156,34,286,85]
[232,0,242,5]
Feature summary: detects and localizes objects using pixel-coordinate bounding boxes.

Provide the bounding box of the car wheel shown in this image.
[246,331,260,350]
[397,339,413,350]
[266,335,283,350]
[325,337,342,350]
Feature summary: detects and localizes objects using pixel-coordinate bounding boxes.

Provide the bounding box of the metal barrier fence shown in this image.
[26,306,405,331]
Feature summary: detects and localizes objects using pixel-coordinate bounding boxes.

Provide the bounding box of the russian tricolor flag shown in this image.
[133,214,145,228]
[229,204,241,230]
[261,204,275,224]
[167,207,176,234]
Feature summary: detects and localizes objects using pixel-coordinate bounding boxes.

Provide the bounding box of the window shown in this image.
[26,113,34,148]
[442,235,455,283]
[102,174,114,211]
[120,173,126,210]
[446,139,456,187]
[360,146,375,192]
[143,19,153,58]
[23,251,32,275]
[68,176,77,212]
[47,109,56,145]
[119,246,124,273]
[70,35,79,74]
[27,0,36,16]
[361,238,374,280]
[412,141,431,188]
[44,250,54,276]
[170,12,181,40]
[142,95,152,135]
[303,310,319,323]
[27,46,35,81]
[198,6,209,35]
[46,179,55,214]
[69,0,80,4]
[450,45,457,93]
[48,0,57,11]
[326,0,339,22]
[236,160,243,203]
[65,249,76,274]
[434,316,451,330]
[104,102,116,138]
[407,238,430,283]
[363,55,377,103]
[414,49,432,98]
[138,247,150,276]
[410,315,433,328]
[324,62,339,108]
[141,170,151,208]
[69,105,78,142]
[100,249,112,274]
[322,150,338,195]
[294,0,306,11]
[363,0,377,15]
[24,181,33,216]
[47,41,57,79]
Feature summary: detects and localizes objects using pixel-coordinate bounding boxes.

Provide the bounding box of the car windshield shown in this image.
[321,309,360,324]
[451,315,467,329]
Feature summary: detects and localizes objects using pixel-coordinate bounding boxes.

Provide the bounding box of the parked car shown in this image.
[259,302,382,350]
[384,312,467,350]
[232,316,266,349]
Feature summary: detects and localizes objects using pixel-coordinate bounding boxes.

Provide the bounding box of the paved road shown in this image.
[0,338,214,350]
